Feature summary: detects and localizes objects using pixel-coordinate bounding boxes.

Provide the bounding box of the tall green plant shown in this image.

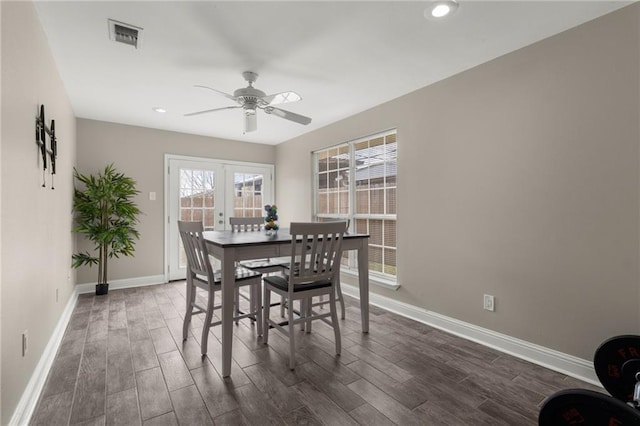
[72,164,141,285]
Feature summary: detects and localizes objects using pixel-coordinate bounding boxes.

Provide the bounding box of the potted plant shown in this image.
[72,164,141,295]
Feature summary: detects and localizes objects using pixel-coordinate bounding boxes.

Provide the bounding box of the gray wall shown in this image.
[275,5,640,360]
[75,119,276,284]
[1,2,78,423]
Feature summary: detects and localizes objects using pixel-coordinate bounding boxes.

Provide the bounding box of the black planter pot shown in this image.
[96,283,109,296]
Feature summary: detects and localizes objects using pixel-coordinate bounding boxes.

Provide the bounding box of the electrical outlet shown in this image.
[483,294,495,312]
[56,288,59,303]
[22,330,28,356]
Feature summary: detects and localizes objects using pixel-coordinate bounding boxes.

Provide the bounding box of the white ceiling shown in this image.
[33,1,630,145]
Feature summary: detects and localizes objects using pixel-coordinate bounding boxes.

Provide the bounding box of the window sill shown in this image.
[341,268,400,291]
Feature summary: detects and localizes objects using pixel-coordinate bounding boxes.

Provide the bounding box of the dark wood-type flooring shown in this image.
[30,282,602,425]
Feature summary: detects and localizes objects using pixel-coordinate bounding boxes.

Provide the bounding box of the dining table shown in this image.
[202,228,370,377]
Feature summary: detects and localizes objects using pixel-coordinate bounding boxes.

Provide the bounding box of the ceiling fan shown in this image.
[185,71,312,133]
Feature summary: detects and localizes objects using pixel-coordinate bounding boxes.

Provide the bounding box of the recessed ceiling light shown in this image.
[425,0,459,19]
[152,107,167,113]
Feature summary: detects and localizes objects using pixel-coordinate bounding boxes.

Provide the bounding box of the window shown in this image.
[313,129,397,282]
[233,172,263,218]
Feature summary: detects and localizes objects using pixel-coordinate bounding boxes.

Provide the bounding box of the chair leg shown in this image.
[305,298,313,334]
[280,297,286,318]
[183,278,196,341]
[254,283,263,336]
[234,288,240,325]
[201,290,215,356]
[263,285,271,344]
[336,277,346,320]
[288,298,296,370]
[330,290,341,356]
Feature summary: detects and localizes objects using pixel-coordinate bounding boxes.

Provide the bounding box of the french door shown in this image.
[165,155,273,281]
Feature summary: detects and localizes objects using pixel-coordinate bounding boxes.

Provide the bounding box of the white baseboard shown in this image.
[341,283,601,387]
[76,274,166,294]
[9,286,80,426]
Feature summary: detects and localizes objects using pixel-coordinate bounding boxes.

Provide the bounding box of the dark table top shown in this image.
[203,228,368,248]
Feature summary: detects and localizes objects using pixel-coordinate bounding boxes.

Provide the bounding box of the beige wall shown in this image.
[1,2,78,423]
[75,119,276,284]
[276,5,640,360]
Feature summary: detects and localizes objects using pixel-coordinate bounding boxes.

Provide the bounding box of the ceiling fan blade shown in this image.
[261,91,302,106]
[263,106,312,125]
[194,85,238,102]
[184,106,241,117]
[244,112,257,133]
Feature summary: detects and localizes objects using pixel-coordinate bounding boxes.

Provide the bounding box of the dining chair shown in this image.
[312,218,351,319]
[229,216,290,318]
[262,221,347,369]
[229,216,289,273]
[178,220,263,356]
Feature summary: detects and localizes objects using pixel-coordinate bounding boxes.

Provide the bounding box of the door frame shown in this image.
[163,153,275,282]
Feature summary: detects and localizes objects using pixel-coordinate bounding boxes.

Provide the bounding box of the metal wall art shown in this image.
[35,105,57,189]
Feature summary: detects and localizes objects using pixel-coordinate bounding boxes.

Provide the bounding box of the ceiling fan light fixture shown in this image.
[425,0,458,19]
[268,92,302,105]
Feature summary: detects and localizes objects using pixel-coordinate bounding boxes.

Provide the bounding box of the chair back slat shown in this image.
[229,216,263,232]
[288,221,347,287]
[178,221,215,282]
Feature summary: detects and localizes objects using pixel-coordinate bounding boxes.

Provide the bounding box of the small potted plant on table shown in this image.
[264,204,279,236]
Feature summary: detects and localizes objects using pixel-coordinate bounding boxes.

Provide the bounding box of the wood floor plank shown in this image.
[158,350,193,391]
[212,408,250,426]
[346,379,424,426]
[69,368,107,424]
[106,350,135,395]
[136,367,173,420]
[31,390,73,425]
[293,380,359,426]
[131,339,159,372]
[107,328,130,354]
[233,383,286,425]
[348,403,395,426]
[157,302,180,321]
[106,387,141,426]
[150,326,177,355]
[397,352,468,384]
[459,373,544,422]
[477,398,536,425]
[169,385,213,425]
[58,329,87,358]
[344,345,413,383]
[108,303,128,330]
[71,414,105,425]
[283,406,323,426]
[298,343,361,385]
[86,319,108,343]
[127,318,151,342]
[40,354,82,398]
[414,399,506,426]
[346,360,430,409]
[191,363,239,418]
[242,363,304,414]
[297,361,366,412]
[145,309,166,330]
[142,412,178,426]
[68,311,91,332]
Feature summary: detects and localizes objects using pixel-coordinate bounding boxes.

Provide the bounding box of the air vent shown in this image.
[108,19,143,49]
